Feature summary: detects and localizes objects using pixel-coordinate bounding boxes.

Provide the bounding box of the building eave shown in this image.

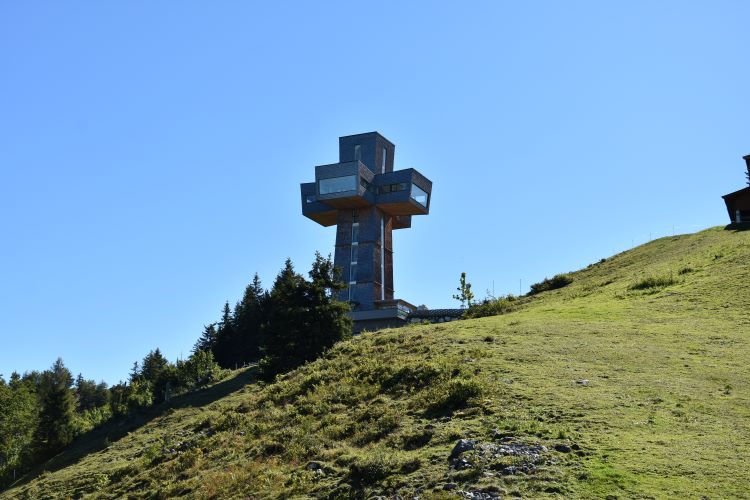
[722,186,750,200]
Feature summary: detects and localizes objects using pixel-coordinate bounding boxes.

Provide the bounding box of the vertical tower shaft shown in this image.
[333,207,393,308]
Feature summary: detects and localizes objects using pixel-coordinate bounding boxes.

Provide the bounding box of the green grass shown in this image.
[4,225,750,498]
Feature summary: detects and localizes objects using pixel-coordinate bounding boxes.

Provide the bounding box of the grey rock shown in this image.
[554,444,571,453]
[459,490,501,500]
[443,483,458,490]
[500,464,535,475]
[449,439,476,460]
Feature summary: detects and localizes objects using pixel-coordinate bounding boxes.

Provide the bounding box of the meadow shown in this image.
[5,225,750,498]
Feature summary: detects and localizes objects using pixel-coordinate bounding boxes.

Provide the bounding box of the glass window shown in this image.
[351,243,358,264]
[319,175,357,195]
[349,263,357,282]
[305,194,316,203]
[351,222,359,243]
[379,182,408,195]
[411,184,428,207]
[348,285,355,301]
[354,145,361,161]
[381,147,387,173]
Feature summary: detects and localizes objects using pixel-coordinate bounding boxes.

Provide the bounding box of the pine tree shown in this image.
[232,273,268,364]
[34,358,76,457]
[259,258,308,378]
[193,324,218,353]
[213,302,237,368]
[129,361,141,383]
[259,255,351,379]
[75,374,108,412]
[304,252,352,356]
[140,349,168,384]
[141,348,170,402]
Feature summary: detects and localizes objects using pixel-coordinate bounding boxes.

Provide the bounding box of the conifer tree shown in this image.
[232,273,268,364]
[193,324,218,353]
[259,258,308,377]
[260,255,351,379]
[304,252,352,355]
[213,301,237,368]
[34,358,76,457]
[75,374,109,412]
[129,361,141,382]
[140,349,168,385]
[141,348,170,402]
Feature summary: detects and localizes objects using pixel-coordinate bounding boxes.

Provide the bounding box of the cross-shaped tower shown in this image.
[301,132,432,329]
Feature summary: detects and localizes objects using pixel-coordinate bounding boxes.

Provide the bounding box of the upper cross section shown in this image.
[300,132,432,228]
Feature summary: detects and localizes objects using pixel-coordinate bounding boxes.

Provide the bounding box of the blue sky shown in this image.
[1,1,748,384]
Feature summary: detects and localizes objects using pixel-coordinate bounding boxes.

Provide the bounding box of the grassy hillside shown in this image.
[4,225,750,499]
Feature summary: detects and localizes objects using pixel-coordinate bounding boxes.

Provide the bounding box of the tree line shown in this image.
[0,349,222,487]
[196,253,351,377]
[0,253,351,489]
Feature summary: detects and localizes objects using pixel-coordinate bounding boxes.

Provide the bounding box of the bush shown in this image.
[176,350,221,390]
[425,378,484,414]
[466,295,517,318]
[348,451,420,486]
[630,275,677,290]
[353,411,401,445]
[381,363,443,393]
[126,379,153,410]
[400,429,433,450]
[72,405,113,435]
[528,274,573,295]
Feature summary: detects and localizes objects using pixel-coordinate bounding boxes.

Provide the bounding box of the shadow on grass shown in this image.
[724,222,750,232]
[8,366,258,490]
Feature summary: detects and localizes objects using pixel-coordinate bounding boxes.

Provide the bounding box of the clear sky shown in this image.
[1,1,748,385]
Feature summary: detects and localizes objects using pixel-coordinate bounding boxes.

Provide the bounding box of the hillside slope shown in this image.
[5,225,750,499]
